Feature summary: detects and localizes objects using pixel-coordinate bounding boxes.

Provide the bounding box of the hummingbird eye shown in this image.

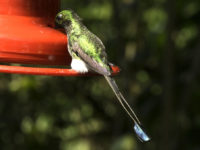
[56,13,63,21]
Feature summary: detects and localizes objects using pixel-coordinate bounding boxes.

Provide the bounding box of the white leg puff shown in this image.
[71,59,89,73]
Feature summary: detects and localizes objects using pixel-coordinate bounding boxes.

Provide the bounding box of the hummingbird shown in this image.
[55,9,150,142]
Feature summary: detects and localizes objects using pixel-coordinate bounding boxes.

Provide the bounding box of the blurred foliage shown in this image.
[1,0,200,150]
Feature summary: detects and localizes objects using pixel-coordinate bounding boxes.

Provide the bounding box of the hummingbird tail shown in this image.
[104,75,151,142]
[104,75,140,124]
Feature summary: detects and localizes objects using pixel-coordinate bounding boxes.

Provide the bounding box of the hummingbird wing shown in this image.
[71,41,110,75]
[104,75,151,142]
[69,31,111,76]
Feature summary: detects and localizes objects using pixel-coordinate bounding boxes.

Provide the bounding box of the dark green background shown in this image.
[0,0,200,149]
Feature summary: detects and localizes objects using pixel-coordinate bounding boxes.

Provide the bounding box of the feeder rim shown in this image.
[0,65,120,76]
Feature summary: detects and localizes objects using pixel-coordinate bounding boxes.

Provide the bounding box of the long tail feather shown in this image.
[104,75,150,142]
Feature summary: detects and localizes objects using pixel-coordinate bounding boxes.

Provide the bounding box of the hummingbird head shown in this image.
[55,9,82,30]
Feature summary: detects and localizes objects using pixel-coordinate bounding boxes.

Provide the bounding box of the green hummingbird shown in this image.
[55,9,150,142]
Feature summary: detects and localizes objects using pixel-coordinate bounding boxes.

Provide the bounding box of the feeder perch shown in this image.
[0,0,120,76]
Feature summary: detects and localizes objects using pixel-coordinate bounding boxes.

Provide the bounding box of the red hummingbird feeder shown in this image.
[0,0,119,76]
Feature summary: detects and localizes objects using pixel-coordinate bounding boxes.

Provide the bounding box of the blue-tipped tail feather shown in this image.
[134,123,151,142]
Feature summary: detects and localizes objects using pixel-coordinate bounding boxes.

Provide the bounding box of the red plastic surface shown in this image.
[0,65,120,76]
[0,0,120,76]
[0,15,70,66]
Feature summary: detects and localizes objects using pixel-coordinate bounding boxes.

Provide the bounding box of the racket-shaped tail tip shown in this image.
[133,123,151,142]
